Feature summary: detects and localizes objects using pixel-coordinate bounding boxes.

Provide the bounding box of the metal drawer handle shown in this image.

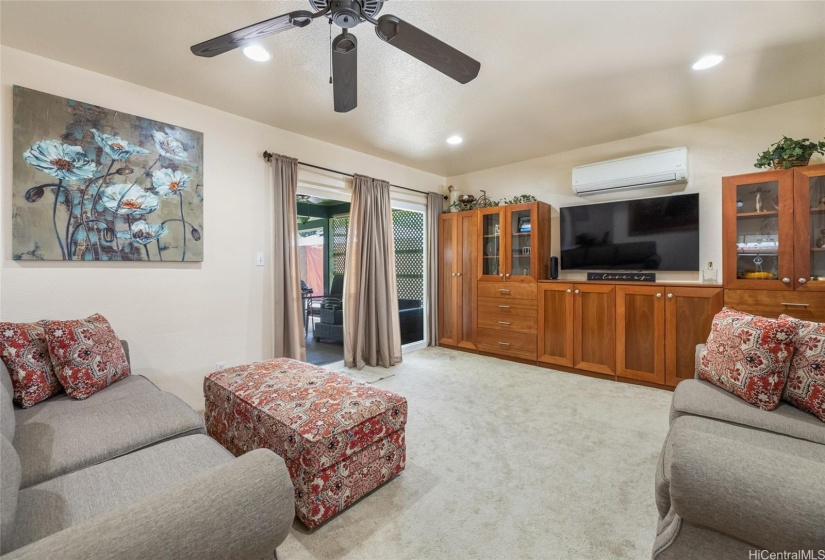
[457,272,462,277]
[498,321,511,325]
[498,342,511,346]
[799,278,807,284]
[566,289,572,293]
[781,302,810,307]
[574,289,580,294]
[499,289,511,293]
[498,305,511,309]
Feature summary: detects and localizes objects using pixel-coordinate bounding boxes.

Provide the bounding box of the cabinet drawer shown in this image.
[478,297,537,317]
[724,289,825,321]
[476,328,537,360]
[478,282,537,300]
[478,313,537,334]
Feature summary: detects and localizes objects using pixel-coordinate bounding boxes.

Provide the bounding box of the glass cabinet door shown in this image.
[479,208,503,280]
[723,170,794,289]
[794,164,825,290]
[508,205,534,280]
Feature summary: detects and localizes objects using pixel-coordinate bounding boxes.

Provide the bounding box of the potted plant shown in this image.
[754,136,825,169]
[501,194,537,205]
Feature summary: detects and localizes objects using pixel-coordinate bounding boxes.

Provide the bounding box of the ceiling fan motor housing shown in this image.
[309,0,384,28]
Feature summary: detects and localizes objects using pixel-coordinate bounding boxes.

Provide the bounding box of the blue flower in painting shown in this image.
[99,183,159,216]
[152,131,188,161]
[151,168,190,197]
[116,220,168,245]
[91,129,150,161]
[23,140,97,183]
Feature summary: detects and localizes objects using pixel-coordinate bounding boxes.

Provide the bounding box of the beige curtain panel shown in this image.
[343,174,402,369]
[270,153,306,361]
[426,192,442,346]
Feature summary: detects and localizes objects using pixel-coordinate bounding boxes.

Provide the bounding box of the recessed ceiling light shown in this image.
[243,45,271,62]
[446,135,463,145]
[692,54,724,70]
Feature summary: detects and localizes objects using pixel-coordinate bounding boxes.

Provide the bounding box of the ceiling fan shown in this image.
[190,0,480,113]
[297,194,325,204]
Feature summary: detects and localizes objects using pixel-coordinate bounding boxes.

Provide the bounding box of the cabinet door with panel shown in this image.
[616,286,665,384]
[538,284,615,374]
[538,283,575,367]
[438,211,477,349]
[437,213,458,346]
[793,164,825,291]
[574,285,615,375]
[456,211,477,349]
[664,287,723,386]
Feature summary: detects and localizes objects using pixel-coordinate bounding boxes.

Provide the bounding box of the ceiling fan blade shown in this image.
[374,15,480,84]
[332,32,358,113]
[191,10,314,57]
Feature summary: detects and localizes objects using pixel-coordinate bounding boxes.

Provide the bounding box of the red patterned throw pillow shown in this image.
[698,307,797,410]
[0,321,62,408]
[44,314,130,400]
[779,315,825,422]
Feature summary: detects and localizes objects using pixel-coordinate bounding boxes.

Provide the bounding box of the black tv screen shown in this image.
[559,193,699,271]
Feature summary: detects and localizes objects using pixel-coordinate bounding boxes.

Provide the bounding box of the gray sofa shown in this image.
[654,345,825,558]
[0,343,295,559]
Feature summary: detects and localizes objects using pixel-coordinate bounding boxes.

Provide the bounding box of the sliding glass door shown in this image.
[297,169,429,361]
[392,207,426,346]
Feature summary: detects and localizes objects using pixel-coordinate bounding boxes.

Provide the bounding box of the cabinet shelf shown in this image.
[736,210,779,218]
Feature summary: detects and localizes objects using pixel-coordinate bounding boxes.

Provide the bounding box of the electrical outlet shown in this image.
[256,253,264,266]
[216,362,226,371]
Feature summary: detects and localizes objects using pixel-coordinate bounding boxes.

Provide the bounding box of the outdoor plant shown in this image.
[754,136,825,169]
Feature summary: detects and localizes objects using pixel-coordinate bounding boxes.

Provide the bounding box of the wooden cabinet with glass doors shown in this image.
[723,164,825,320]
[477,202,551,283]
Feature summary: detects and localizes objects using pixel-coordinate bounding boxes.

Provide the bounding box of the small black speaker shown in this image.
[550,256,559,280]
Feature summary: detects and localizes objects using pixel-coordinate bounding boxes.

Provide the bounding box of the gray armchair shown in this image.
[653,345,825,557]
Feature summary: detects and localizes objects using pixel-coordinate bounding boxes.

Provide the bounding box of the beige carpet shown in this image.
[278,347,672,560]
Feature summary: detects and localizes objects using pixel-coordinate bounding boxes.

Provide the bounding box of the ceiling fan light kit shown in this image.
[191,0,480,113]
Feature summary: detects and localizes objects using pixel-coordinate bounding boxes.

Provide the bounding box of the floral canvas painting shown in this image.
[12,86,203,261]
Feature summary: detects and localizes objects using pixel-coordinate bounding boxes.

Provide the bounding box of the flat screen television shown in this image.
[559,193,699,271]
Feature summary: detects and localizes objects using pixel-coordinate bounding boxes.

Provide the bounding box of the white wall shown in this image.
[446,95,825,282]
[0,46,444,410]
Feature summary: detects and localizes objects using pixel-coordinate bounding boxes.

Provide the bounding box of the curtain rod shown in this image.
[262,151,447,200]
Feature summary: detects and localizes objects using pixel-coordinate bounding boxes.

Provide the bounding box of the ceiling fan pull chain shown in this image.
[329,18,333,84]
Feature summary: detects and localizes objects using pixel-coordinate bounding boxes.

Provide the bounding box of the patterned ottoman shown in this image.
[204,359,407,529]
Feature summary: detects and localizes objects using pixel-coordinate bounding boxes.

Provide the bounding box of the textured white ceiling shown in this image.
[1,1,824,177]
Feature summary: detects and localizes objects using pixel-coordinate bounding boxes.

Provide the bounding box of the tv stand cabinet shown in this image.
[441,279,722,390]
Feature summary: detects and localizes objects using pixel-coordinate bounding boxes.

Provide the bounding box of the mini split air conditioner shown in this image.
[572,147,688,196]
